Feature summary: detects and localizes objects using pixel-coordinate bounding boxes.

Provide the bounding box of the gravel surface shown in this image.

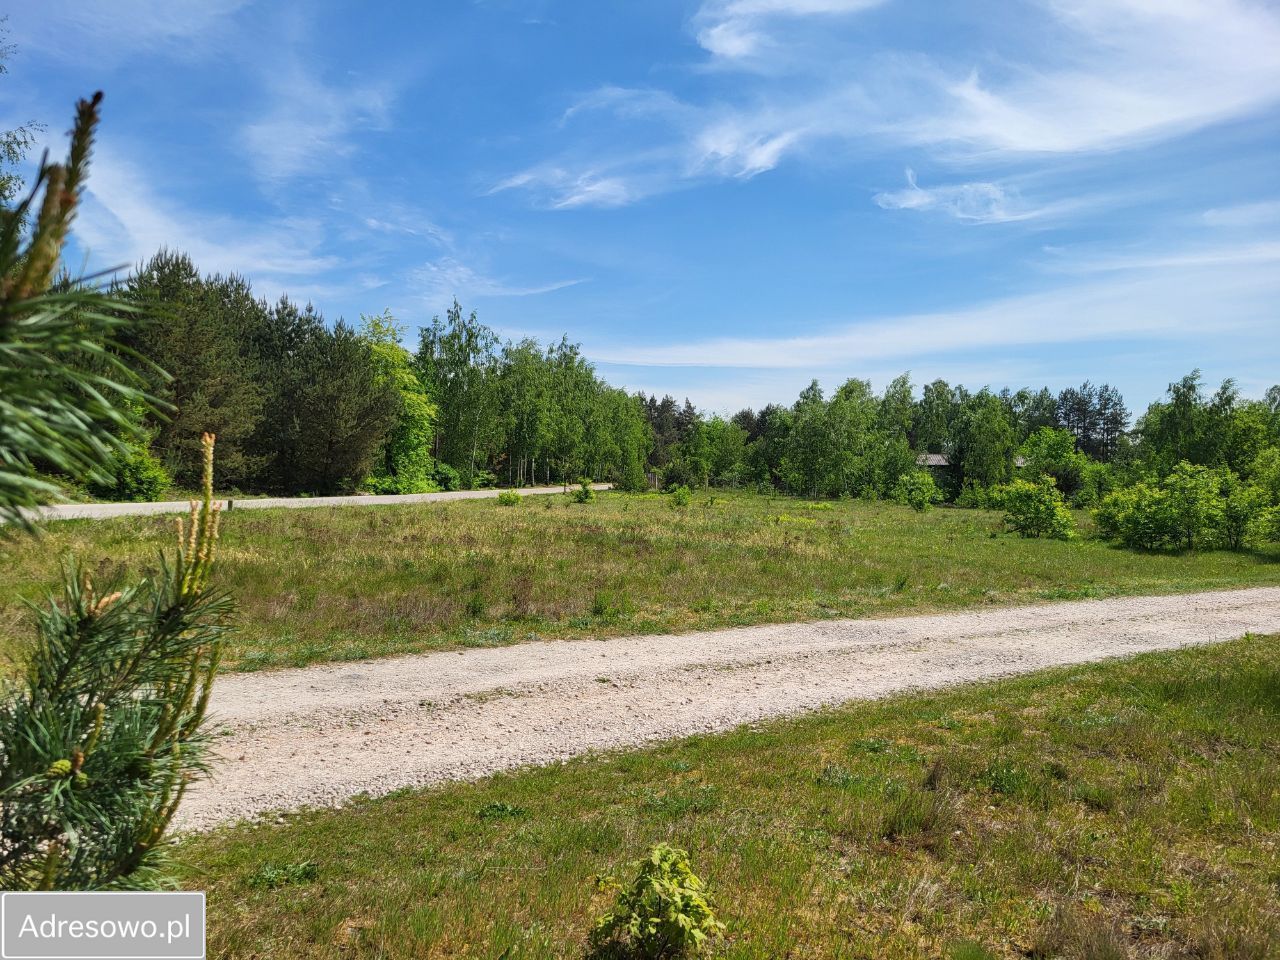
[180,587,1280,831]
[21,484,610,522]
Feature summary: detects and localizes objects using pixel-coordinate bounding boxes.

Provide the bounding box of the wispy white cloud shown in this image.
[894,1,1280,155]
[8,0,250,62]
[1041,240,1280,275]
[491,166,645,209]
[493,90,813,207]
[583,239,1280,369]
[693,0,887,60]
[241,59,395,182]
[1203,200,1280,229]
[500,1,1280,209]
[413,257,585,305]
[73,148,338,282]
[873,169,1073,224]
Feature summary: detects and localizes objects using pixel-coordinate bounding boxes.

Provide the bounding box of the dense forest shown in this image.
[79,251,1280,547]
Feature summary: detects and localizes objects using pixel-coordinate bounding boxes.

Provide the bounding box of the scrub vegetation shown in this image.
[3,490,1278,672]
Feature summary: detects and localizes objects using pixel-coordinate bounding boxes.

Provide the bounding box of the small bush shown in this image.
[1218,472,1270,550]
[954,483,995,509]
[1095,481,1172,550]
[476,801,526,821]
[668,485,692,508]
[247,861,318,889]
[996,476,1075,539]
[1018,426,1089,497]
[662,458,708,491]
[86,442,170,502]
[496,490,521,506]
[1073,459,1117,508]
[1163,461,1223,551]
[893,470,943,512]
[590,844,724,959]
[592,590,634,619]
[573,479,596,503]
[432,462,461,491]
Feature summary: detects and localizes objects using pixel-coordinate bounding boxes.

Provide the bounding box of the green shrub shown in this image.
[496,490,521,506]
[1096,462,1274,552]
[1095,482,1172,550]
[877,784,957,844]
[1018,426,1088,497]
[668,485,692,508]
[86,442,171,502]
[572,479,596,503]
[893,470,943,512]
[662,458,708,492]
[954,483,994,509]
[996,476,1074,539]
[432,462,461,491]
[1072,460,1117,508]
[247,861,318,889]
[1163,461,1224,551]
[1250,446,1280,504]
[617,450,651,493]
[590,844,724,958]
[591,590,634,619]
[1218,471,1269,550]
[476,801,526,821]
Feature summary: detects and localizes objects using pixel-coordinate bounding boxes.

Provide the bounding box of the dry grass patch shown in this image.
[2,490,1278,671]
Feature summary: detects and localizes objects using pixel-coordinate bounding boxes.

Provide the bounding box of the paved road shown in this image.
[178,586,1280,830]
[21,484,612,522]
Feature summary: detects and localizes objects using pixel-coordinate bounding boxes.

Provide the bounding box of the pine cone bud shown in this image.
[45,759,73,779]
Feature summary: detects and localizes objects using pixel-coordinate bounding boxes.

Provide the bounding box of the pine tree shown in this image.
[0,93,231,891]
[1,435,229,889]
[290,319,397,494]
[122,254,266,487]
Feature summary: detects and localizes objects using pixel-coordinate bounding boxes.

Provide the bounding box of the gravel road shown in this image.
[21,484,610,522]
[180,587,1280,831]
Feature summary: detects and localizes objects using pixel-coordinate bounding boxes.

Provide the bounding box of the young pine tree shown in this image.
[0,93,232,890]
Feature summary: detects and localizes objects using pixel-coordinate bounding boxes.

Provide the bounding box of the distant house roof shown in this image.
[917,453,1027,468]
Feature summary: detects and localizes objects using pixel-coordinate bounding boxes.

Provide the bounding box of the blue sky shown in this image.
[5,0,1279,414]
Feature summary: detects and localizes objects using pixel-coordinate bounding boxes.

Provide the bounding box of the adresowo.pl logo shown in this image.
[1,892,204,960]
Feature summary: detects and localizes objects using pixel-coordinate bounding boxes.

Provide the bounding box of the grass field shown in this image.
[3,490,1278,671]
[180,634,1280,958]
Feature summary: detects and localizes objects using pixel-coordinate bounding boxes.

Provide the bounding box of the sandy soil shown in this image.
[179,587,1280,831]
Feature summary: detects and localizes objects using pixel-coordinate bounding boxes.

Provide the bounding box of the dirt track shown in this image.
[180,586,1280,831]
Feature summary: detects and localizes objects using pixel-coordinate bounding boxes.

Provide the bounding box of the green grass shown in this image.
[2,490,1278,671]
[179,634,1280,958]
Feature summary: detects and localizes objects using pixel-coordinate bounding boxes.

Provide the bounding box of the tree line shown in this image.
[644,372,1278,504]
[78,249,1280,518]
[103,251,650,497]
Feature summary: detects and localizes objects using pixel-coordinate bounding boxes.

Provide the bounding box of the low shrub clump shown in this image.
[86,441,170,502]
[573,479,596,503]
[496,490,521,506]
[954,483,996,509]
[893,470,943,512]
[996,476,1075,539]
[1095,460,1277,551]
[668,485,692,508]
[590,843,724,958]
